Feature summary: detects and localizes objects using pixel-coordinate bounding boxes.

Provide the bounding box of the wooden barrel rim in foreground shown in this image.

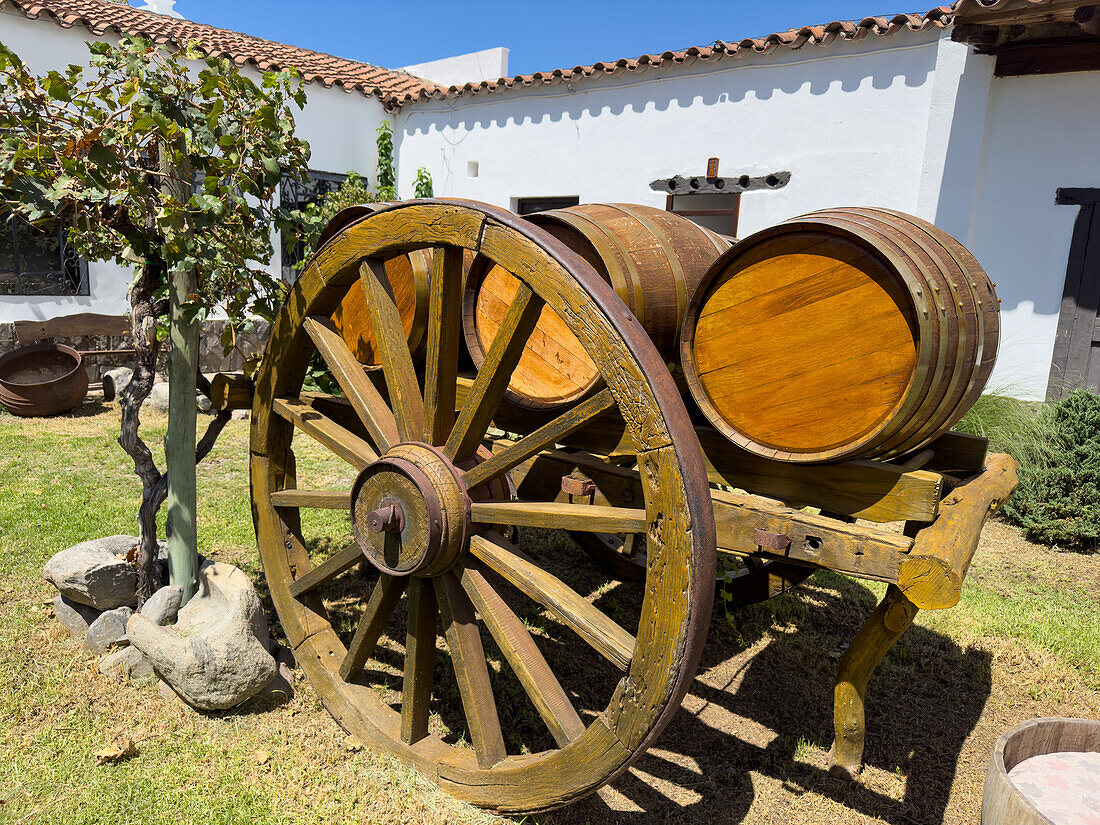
[982,717,1100,825]
[680,210,984,463]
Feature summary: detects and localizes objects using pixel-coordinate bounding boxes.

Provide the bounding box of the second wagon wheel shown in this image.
[249,200,716,813]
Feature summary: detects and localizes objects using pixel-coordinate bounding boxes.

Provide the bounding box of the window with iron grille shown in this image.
[0,214,88,296]
[281,170,347,279]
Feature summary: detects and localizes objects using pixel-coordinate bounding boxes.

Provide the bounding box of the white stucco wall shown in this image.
[396,30,946,236]
[0,9,387,324]
[966,70,1100,399]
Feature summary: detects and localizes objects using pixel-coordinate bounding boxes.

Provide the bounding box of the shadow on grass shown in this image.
[246,521,992,824]
[64,400,113,418]
[543,570,993,825]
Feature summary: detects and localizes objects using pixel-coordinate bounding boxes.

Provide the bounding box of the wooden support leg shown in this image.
[829,583,919,778]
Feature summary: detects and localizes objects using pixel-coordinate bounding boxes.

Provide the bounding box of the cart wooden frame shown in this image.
[232,200,1019,814]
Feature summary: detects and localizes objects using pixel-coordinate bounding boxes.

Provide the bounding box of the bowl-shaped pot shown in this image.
[0,342,89,416]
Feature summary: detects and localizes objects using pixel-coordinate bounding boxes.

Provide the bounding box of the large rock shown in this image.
[84,607,132,655]
[143,382,170,414]
[140,585,182,626]
[44,536,138,610]
[53,595,101,641]
[142,382,216,414]
[127,561,276,711]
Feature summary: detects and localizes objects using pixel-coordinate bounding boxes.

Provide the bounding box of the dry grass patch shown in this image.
[1,407,1098,825]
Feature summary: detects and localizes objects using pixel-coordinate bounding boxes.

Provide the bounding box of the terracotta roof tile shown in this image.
[0,0,441,108]
[1,2,962,109]
[399,6,956,105]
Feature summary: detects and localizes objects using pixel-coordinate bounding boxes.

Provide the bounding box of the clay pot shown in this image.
[0,343,89,416]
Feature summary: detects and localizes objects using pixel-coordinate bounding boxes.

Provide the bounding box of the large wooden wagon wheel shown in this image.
[250,200,716,813]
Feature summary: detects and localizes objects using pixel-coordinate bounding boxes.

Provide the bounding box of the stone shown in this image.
[102,367,133,403]
[84,607,133,655]
[231,408,249,421]
[44,536,138,610]
[53,595,102,641]
[140,585,182,626]
[99,646,155,682]
[141,382,220,414]
[127,561,276,711]
[143,382,170,414]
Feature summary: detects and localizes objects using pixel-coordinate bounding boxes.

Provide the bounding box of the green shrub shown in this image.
[977,389,1100,552]
[952,387,1044,458]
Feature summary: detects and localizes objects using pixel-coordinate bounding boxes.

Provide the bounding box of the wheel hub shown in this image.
[351,443,470,577]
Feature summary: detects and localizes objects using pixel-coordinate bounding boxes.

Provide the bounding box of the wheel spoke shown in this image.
[273,397,377,469]
[340,574,406,681]
[402,577,438,745]
[434,571,507,768]
[463,389,615,491]
[303,315,400,452]
[422,246,465,446]
[469,534,634,671]
[270,489,351,509]
[445,280,544,463]
[470,500,647,534]
[289,542,363,598]
[459,560,584,747]
[359,260,425,442]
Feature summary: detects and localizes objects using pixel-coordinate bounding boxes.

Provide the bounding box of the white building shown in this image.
[1,0,1098,400]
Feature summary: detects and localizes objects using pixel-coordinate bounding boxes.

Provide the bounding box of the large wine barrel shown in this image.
[680,208,999,463]
[462,203,731,409]
[315,205,432,365]
[331,248,432,364]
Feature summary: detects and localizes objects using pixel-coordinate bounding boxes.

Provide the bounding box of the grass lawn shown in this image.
[1,405,1097,824]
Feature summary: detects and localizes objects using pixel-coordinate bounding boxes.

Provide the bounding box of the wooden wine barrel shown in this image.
[982,717,1100,825]
[462,203,731,409]
[331,248,432,364]
[316,205,432,365]
[680,208,999,463]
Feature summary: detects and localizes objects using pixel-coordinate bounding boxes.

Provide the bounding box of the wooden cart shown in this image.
[239,200,1018,813]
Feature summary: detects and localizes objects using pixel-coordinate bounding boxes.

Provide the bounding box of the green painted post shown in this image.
[163,144,201,604]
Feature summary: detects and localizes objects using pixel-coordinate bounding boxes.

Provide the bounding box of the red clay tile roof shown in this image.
[1,1,960,109]
[397,6,957,105]
[0,0,441,108]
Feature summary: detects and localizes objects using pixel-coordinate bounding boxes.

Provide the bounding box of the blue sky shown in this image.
[171,1,920,76]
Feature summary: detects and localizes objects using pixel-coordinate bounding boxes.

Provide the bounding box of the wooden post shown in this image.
[829,584,919,778]
[162,145,200,604]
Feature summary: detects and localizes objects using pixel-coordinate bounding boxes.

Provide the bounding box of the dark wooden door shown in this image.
[1049,188,1100,400]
